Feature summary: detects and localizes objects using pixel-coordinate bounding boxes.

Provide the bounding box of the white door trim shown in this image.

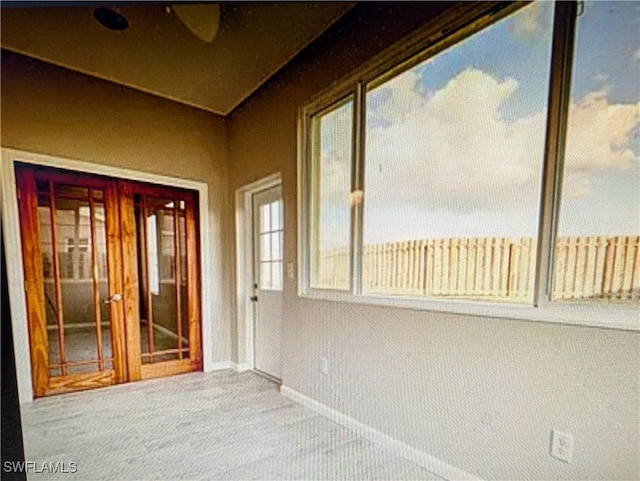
[1,148,215,403]
[234,173,282,372]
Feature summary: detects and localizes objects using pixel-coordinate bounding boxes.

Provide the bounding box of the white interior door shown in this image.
[252,185,283,380]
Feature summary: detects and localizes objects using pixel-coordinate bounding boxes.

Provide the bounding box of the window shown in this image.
[66,237,89,253]
[553,2,640,302]
[308,98,354,290]
[300,1,639,328]
[258,199,284,290]
[363,2,554,303]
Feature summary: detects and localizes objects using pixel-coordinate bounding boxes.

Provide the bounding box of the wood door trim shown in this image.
[29,168,115,191]
[47,371,115,395]
[186,194,202,364]
[140,359,198,380]
[15,168,50,398]
[124,181,195,200]
[118,181,142,382]
[105,181,128,384]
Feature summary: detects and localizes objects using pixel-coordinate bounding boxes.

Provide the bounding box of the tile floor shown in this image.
[21,371,444,481]
[47,324,185,375]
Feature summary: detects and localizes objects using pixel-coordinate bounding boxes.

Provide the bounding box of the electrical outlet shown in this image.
[287,262,295,279]
[550,429,574,463]
[320,357,328,375]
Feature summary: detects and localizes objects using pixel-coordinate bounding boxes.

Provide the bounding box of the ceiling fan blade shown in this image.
[171,4,220,43]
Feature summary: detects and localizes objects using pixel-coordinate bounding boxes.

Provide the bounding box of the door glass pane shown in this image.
[153,203,178,361]
[54,184,89,199]
[270,200,282,231]
[271,232,282,261]
[254,190,284,292]
[146,214,160,295]
[260,262,272,290]
[139,196,186,364]
[260,204,271,233]
[42,187,112,376]
[260,233,272,261]
[93,202,112,371]
[179,213,189,353]
[272,261,283,290]
[38,194,60,377]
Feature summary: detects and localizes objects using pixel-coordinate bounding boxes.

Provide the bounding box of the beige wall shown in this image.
[228,4,639,480]
[1,50,234,364]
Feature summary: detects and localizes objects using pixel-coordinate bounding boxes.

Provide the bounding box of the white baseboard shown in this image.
[210,361,233,370]
[280,386,481,481]
[210,361,253,372]
[233,362,252,372]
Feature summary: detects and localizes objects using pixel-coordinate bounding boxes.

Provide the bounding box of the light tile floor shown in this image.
[21,371,444,481]
[48,324,182,375]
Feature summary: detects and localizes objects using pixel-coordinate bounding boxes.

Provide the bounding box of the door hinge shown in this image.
[17,188,21,200]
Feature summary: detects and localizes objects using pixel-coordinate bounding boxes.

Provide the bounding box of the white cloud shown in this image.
[364,68,546,213]
[592,73,609,84]
[510,1,544,40]
[362,68,639,211]
[565,89,639,171]
[318,67,639,241]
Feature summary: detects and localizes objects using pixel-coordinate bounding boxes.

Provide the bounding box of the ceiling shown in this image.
[0,2,355,115]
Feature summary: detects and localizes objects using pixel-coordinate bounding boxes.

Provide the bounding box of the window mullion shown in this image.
[350,82,366,296]
[308,113,321,291]
[533,1,578,307]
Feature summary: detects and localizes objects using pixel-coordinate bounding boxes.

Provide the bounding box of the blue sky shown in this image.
[319,1,640,248]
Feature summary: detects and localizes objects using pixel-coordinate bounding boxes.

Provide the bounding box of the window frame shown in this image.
[297,0,640,332]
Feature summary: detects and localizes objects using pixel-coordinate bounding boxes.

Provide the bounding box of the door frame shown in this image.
[1,148,215,403]
[234,173,282,373]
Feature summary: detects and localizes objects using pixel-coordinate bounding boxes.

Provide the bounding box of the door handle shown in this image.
[250,295,258,302]
[104,293,123,304]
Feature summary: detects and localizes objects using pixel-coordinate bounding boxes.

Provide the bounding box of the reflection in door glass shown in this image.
[36,182,113,377]
[138,196,189,364]
[179,213,189,352]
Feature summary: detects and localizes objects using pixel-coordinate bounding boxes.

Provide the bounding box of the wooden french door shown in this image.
[16,164,201,398]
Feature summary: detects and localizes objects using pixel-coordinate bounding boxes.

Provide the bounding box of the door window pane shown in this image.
[260,204,271,233]
[271,232,282,261]
[271,200,282,231]
[147,214,160,295]
[309,98,353,290]
[139,196,191,364]
[260,262,272,290]
[554,2,640,302]
[179,213,189,352]
[362,3,554,303]
[260,233,272,262]
[42,187,112,375]
[272,261,283,290]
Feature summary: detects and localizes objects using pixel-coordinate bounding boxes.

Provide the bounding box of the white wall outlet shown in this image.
[320,357,328,375]
[286,262,295,279]
[550,429,574,463]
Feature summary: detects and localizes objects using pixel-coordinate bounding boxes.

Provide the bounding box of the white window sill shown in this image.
[299,289,640,332]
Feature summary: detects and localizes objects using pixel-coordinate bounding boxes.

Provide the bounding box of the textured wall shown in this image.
[1,50,235,366]
[228,4,640,479]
